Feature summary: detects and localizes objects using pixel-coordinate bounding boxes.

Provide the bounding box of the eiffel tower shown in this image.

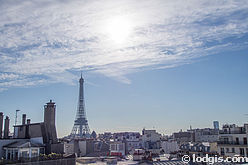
[70,74,91,138]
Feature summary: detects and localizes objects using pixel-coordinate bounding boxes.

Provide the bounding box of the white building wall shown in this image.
[142,130,160,142]
[217,145,248,157]
[219,134,247,145]
[126,141,142,152]
[218,133,248,157]
[110,143,125,156]
[141,129,161,154]
[78,141,87,156]
[195,134,218,142]
[161,141,179,154]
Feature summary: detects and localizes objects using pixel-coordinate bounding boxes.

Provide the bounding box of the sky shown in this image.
[0,0,248,137]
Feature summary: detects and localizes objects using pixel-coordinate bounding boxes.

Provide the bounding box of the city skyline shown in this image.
[0,0,248,137]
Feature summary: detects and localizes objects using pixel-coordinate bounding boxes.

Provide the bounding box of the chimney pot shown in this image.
[22,114,26,125]
[0,112,3,139]
[27,119,31,124]
[4,116,10,139]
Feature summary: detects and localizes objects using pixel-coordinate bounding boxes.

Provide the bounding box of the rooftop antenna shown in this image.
[15,109,20,126]
[80,50,84,78]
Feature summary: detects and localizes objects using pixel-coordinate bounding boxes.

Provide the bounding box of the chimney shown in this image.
[0,112,3,138]
[27,119,31,124]
[4,116,10,139]
[44,100,58,143]
[22,114,26,125]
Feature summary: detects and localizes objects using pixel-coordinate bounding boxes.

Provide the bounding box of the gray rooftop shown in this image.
[3,140,44,148]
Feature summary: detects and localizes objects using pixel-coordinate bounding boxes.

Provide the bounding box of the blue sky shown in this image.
[0,0,248,137]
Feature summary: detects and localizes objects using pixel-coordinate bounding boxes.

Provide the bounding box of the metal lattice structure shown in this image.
[70,74,91,138]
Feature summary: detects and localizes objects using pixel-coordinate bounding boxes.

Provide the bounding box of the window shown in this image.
[14,151,18,160]
[223,138,229,143]
[221,148,225,156]
[226,148,229,153]
[236,138,240,145]
[110,144,116,151]
[244,137,247,145]
[232,148,235,153]
[118,144,124,151]
[7,152,11,160]
[240,148,245,156]
[31,148,39,158]
[20,151,29,158]
[40,148,45,154]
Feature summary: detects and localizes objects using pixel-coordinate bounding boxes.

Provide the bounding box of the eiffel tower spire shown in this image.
[70,74,90,138]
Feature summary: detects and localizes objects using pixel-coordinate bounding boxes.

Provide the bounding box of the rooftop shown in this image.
[3,140,44,148]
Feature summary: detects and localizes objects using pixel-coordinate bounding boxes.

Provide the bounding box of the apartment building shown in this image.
[217,124,248,157]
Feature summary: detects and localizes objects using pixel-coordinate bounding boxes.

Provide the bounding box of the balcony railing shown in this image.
[217,141,248,145]
[219,131,246,134]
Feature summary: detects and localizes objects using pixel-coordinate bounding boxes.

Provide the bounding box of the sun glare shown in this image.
[103,16,132,44]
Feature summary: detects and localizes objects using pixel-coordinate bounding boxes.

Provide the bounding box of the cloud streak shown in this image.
[0,0,248,90]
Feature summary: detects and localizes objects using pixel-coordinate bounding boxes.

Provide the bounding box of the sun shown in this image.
[103,16,133,44]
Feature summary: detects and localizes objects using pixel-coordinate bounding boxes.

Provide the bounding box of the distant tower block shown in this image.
[71,74,91,138]
[213,121,219,130]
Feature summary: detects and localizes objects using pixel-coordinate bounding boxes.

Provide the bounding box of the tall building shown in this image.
[218,123,248,157]
[71,74,91,138]
[213,121,219,130]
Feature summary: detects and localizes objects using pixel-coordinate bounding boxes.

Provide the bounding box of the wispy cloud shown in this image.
[0,0,248,90]
[0,73,19,80]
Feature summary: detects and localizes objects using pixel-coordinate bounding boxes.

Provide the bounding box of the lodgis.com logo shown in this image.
[182,154,248,164]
